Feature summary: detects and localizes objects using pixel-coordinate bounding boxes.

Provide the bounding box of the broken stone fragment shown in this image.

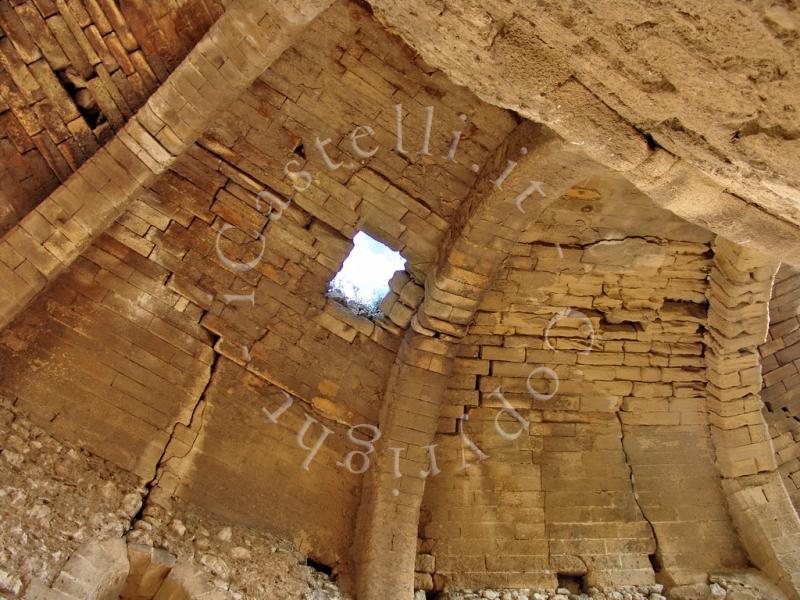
[415,552,435,573]
[169,518,186,536]
[231,546,251,560]
[3,450,23,467]
[0,569,23,595]
[121,493,142,517]
[196,537,211,550]
[709,583,727,599]
[200,553,230,580]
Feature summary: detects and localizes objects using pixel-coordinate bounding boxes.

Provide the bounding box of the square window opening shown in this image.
[327,232,406,319]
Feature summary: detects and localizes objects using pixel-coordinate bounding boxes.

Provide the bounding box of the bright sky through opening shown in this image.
[330,232,406,304]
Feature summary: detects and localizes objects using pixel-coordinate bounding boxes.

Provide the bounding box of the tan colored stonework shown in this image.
[0,0,224,235]
[762,266,800,509]
[365,0,800,264]
[0,0,336,333]
[1,1,800,600]
[706,240,800,600]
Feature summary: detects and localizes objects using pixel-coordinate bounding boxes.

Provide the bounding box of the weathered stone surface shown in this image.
[365,0,800,264]
[761,265,800,510]
[2,2,800,600]
[0,0,338,332]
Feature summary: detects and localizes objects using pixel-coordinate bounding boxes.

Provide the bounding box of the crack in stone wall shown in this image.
[128,347,221,530]
[3,1,800,598]
[365,0,800,264]
[416,185,751,594]
[616,413,659,567]
[0,394,351,599]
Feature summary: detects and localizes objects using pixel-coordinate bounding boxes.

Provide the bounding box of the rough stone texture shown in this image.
[706,241,800,600]
[421,182,747,593]
[0,4,526,593]
[761,266,800,509]
[0,227,218,479]
[151,357,365,578]
[0,0,337,333]
[0,0,223,234]
[1,1,800,600]
[46,537,130,599]
[365,0,800,264]
[353,116,599,600]
[0,394,350,599]
[125,501,351,599]
[0,395,143,592]
[435,575,784,600]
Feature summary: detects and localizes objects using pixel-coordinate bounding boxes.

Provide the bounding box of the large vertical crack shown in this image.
[126,349,222,533]
[616,412,661,571]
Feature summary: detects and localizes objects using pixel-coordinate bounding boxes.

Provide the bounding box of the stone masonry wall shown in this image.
[0,228,217,480]
[0,0,223,233]
[364,0,800,264]
[153,357,366,580]
[418,180,749,594]
[705,240,800,600]
[0,393,143,596]
[3,1,799,597]
[761,265,800,509]
[0,0,519,586]
[0,394,350,599]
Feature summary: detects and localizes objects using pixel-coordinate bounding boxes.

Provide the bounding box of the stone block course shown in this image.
[419,186,727,595]
[761,265,800,512]
[1,2,800,600]
[0,0,225,235]
[0,0,340,332]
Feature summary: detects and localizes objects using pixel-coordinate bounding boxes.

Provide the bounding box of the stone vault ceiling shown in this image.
[367,0,800,260]
[0,1,799,600]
